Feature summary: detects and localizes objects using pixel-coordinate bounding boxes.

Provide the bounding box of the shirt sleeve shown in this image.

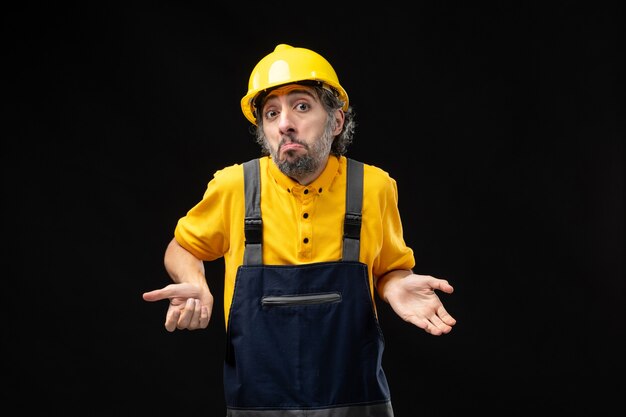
[174,164,244,261]
[364,165,416,278]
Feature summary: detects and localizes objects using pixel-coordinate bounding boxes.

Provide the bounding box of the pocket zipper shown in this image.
[261,292,341,306]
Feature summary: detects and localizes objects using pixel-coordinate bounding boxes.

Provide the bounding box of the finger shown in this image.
[189,299,206,329]
[177,298,199,329]
[439,310,457,327]
[143,283,200,302]
[430,306,457,333]
[429,278,454,294]
[433,303,457,325]
[142,289,168,302]
[165,306,181,332]
[427,315,453,336]
[199,305,211,328]
[405,315,430,332]
[189,299,203,329]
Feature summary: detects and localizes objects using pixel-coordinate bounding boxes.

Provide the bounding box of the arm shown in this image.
[142,237,214,332]
[376,269,456,336]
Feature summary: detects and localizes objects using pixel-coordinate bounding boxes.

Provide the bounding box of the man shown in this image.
[143,44,456,417]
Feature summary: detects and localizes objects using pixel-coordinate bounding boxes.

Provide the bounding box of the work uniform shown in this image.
[174,155,415,416]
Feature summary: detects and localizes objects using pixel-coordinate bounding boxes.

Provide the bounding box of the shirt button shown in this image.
[303,238,309,243]
[303,213,309,219]
[304,189,309,194]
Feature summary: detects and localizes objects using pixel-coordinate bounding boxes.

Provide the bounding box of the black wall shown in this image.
[5,3,624,416]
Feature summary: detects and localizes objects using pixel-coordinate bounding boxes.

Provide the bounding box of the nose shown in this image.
[278,109,296,134]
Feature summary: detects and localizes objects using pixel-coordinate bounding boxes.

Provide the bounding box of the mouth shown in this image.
[280,142,305,153]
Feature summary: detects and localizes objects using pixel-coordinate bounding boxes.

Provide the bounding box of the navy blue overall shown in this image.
[224,158,393,417]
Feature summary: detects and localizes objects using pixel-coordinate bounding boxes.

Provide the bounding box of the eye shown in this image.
[295,102,310,111]
[264,109,278,120]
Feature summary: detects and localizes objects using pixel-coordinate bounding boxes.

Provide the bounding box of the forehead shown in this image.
[265,84,317,101]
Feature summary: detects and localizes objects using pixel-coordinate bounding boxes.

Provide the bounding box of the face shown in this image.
[259,84,344,184]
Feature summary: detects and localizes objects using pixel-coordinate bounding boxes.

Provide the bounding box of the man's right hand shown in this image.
[143,283,213,332]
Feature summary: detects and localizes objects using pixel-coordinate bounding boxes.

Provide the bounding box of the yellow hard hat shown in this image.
[241,44,349,125]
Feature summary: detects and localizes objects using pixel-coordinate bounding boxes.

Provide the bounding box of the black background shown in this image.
[5,2,624,416]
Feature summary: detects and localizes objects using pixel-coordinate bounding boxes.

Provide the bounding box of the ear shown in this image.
[332,109,345,135]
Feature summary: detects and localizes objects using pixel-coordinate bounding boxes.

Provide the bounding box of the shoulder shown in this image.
[200,162,244,202]
[357,160,397,191]
[210,157,273,190]
[212,157,261,184]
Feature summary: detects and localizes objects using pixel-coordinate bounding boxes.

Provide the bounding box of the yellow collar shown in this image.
[268,155,341,196]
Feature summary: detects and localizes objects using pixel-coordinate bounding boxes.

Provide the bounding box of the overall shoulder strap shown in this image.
[243,157,363,264]
[343,158,364,262]
[242,158,263,265]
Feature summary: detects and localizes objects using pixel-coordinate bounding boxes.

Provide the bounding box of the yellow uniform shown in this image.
[174,155,415,326]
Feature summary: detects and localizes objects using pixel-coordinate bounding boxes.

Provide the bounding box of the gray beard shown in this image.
[269,127,334,182]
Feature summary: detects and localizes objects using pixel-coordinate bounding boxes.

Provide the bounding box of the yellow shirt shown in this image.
[174,155,415,326]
